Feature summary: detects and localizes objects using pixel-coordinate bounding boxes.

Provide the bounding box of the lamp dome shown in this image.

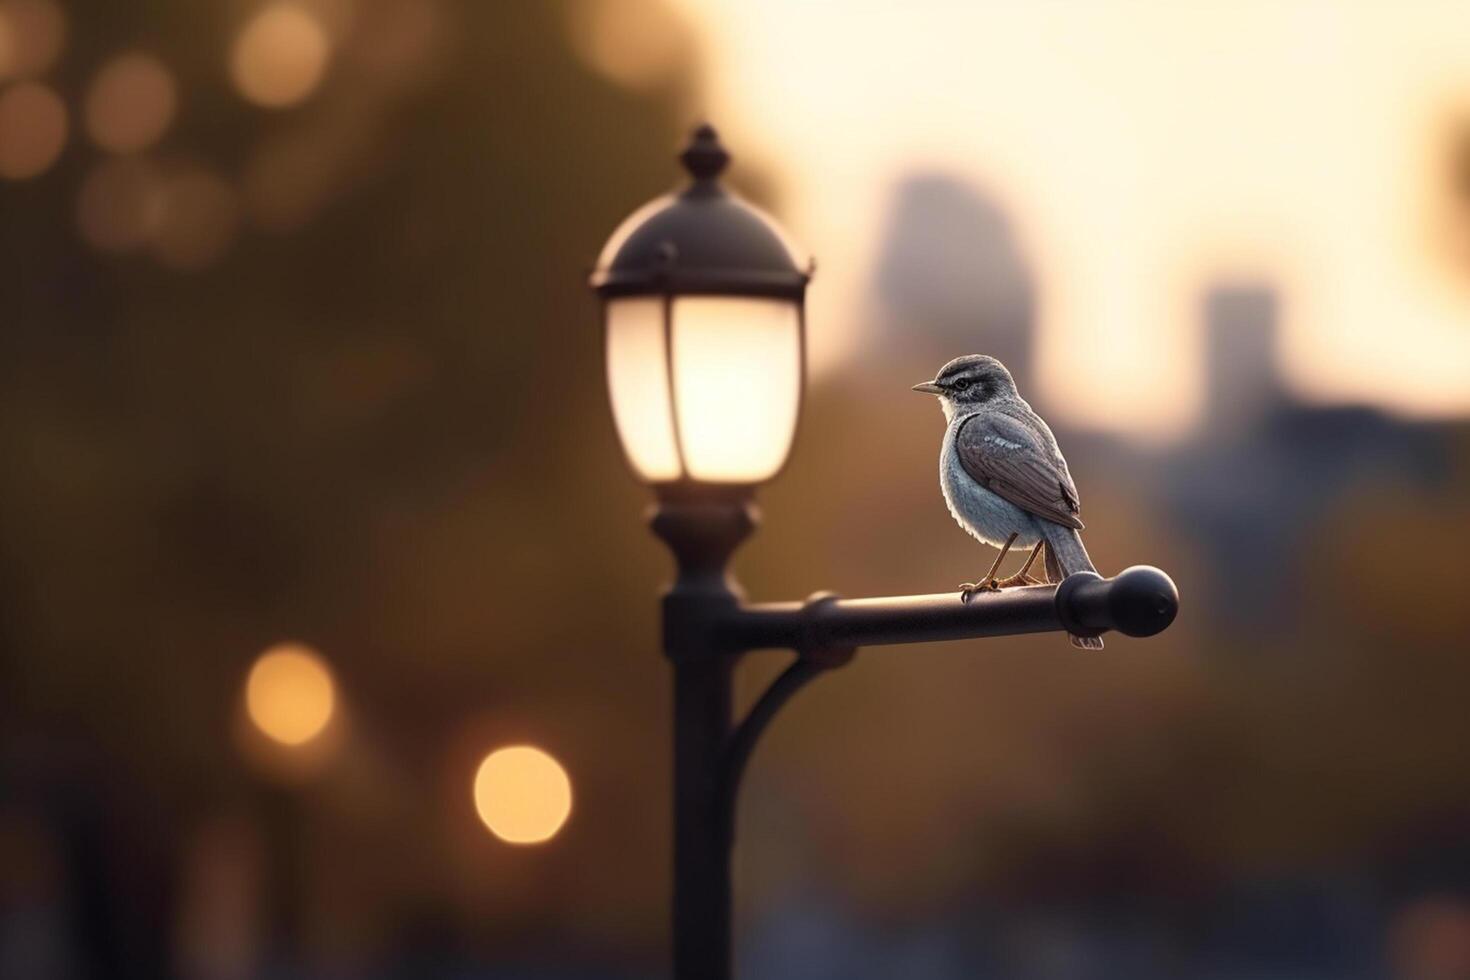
[590,125,809,300]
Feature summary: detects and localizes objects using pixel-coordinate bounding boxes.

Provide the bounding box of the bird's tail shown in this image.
[1041,524,1105,650]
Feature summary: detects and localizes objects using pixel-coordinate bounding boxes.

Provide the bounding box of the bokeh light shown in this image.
[472,746,572,845]
[244,643,336,747]
[85,52,177,153]
[230,2,331,109]
[151,168,240,270]
[565,0,689,92]
[0,0,65,79]
[75,156,164,251]
[0,80,66,179]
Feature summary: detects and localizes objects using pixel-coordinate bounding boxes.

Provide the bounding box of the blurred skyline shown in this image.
[651,0,1470,438]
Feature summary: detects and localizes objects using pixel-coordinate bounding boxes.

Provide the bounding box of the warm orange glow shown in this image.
[564,0,689,92]
[605,297,680,481]
[0,81,66,180]
[472,746,572,845]
[75,157,163,252]
[152,169,240,271]
[85,52,177,153]
[0,0,66,79]
[672,296,802,482]
[230,2,331,109]
[244,644,336,747]
[605,296,803,483]
[670,0,1470,434]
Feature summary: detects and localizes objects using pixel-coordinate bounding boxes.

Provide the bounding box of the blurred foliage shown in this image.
[0,0,701,968]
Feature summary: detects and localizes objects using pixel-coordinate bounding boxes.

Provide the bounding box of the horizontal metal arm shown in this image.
[722,566,1179,656]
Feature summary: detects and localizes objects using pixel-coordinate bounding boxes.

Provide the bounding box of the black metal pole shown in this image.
[652,495,756,980]
[649,493,1180,980]
[671,653,734,977]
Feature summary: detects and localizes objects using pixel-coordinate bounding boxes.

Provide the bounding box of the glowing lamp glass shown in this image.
[605,295,801,485]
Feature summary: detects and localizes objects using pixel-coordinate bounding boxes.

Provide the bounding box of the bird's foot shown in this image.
[996,572,1044,589]
[958,580,1000,603]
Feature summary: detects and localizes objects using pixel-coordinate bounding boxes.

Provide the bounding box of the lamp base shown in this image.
[648,493,758,601]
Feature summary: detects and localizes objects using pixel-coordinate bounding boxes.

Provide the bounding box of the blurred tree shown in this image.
[0,0,702,971]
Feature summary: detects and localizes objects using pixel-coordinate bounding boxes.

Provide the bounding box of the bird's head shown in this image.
[912,355,1019,420]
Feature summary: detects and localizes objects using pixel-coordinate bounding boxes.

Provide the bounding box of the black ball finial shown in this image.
[679,123,730,181]
[1106,566,1179,638]
[1055,565,1179,640]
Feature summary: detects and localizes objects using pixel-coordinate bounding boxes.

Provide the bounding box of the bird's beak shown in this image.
[911,381,944,394]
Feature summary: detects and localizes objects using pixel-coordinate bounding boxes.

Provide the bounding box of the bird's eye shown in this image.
[952,378,972,391]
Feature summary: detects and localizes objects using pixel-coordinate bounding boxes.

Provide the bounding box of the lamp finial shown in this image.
[680,123,730,181]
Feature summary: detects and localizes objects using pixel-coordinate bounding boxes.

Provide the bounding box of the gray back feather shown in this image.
[953,409,1083,530]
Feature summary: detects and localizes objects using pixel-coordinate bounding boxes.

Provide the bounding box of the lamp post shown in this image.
[590,124,1180,980]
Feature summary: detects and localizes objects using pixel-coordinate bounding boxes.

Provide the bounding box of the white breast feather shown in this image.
[939,418,1041,549]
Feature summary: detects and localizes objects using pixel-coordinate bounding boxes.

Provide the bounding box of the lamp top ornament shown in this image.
[590,124,812,301]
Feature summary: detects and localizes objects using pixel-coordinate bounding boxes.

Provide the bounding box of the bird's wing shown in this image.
[955,412,1084,529]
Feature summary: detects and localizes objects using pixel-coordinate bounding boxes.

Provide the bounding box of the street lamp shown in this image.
[595,123,808,488]
[590,124,1181,980]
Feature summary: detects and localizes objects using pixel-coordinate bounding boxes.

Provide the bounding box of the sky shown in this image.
[640,0,1470,439]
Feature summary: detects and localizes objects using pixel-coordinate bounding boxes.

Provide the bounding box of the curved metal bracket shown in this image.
[717,593,857,840]
[717,656,825,838]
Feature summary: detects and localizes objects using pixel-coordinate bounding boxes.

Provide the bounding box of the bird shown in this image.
[912,354,1105,649]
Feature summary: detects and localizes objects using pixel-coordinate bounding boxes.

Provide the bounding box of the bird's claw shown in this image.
[996,572,1043,589]
[958,581,1000,603]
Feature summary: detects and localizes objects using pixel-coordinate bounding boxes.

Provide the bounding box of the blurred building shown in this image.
[869,174,1036,391]
[1164,283,1458,631]
[1200,286,1286,442]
